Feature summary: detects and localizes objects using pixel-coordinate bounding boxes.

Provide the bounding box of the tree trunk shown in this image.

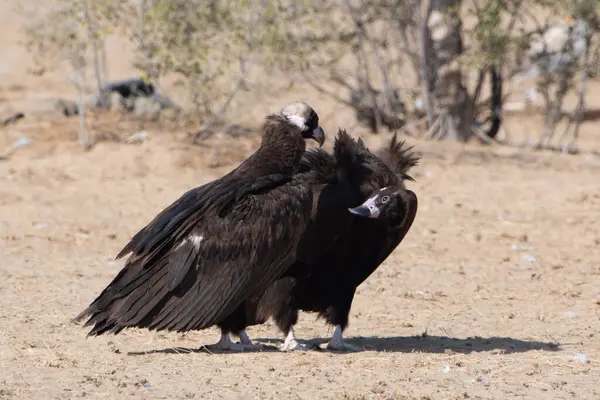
[85,0,103,95]
[418,0,435,127]
[423,0,473,142]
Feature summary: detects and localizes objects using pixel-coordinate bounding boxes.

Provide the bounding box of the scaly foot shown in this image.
[205,333,264,352]
[325,325,362,352]
[237,330,267,351]
[279,327,316,351]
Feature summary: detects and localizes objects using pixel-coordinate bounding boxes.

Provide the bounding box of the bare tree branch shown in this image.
[418,0,435,127]
[192,56,251,143]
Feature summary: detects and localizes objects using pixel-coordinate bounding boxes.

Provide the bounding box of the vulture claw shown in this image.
[207,333,266,352]
[279,327,316,351]
[326,325,362,352]
[279,340,316,352]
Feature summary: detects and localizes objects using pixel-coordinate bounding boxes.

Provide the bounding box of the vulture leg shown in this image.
[237,330,267,351]
[204,331,265,352]
[206,332,246,351]
[326,325,361,352]
[323,288,361,352]
[254,277,314,351]
[204,330,265,352]
[214,306,266,351]
[280,326,315,351]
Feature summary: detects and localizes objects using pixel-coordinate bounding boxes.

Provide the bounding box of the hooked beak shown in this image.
[311,125,325,147]
[348,196,380,218]
[348,205,372,217]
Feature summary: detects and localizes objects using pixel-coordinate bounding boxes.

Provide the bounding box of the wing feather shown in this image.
[167,230,203,291]
[77,178,312,335]
[115,171,285,263]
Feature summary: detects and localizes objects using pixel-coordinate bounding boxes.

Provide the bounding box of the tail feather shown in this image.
[75,257,172,336]
[75,255,165,324]
[148,271,209,331]
[148,286,198,331]
[110,267,170,325]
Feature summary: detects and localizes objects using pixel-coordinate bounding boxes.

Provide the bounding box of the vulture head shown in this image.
[281,102,326,147]
[348,186,416,227]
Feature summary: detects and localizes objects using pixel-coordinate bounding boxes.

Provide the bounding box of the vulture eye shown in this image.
[381,195,390,203]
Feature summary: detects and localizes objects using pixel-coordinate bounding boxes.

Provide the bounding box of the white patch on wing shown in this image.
[174,234,204,250]
[286,114,307,130]
[189,234,204,249]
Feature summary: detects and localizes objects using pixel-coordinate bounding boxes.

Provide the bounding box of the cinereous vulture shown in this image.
[229,130,419,351]
[75,102,325,351]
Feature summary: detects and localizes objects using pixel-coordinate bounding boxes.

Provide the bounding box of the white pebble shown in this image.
[564,311,581,319]
[574,353,590,363]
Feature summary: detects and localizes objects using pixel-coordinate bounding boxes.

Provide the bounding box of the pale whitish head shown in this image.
[280,101,325,147]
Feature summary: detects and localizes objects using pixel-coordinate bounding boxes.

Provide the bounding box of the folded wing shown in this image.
[76,176,312,336]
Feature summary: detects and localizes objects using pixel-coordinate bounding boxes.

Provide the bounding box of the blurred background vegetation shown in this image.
[14,0,600,153]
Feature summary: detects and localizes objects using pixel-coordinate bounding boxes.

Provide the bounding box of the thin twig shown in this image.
[84,0,103,94]
[71,71,91,150]
[192,56,250,143]
[396,116,428,136]
[425,114,442,139]
[357,33,382,132]
[505,0,524,36]
[471,125,493,144]
[559,30,592,153]
[304,70,354,107]
[340,0,395,114]
[471,68,487,105]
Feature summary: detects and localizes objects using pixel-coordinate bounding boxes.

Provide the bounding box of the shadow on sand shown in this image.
[127,334,560,356]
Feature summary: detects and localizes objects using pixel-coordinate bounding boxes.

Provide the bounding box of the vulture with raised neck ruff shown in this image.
[231,130,419,351]
[75,102,325,351]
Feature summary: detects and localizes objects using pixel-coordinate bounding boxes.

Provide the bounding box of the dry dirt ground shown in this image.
[2,125,600,400]
[2,3,600,400]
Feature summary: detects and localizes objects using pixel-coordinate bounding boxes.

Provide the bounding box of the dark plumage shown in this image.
[232,130,419,351]
[75,102,326,351]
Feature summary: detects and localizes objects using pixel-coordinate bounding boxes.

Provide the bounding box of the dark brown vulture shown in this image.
[229,130,419,351]
[74,102,325,351]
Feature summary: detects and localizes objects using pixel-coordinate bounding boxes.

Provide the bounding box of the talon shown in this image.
[240,343,267,351]
[204,333,243,351]
[326,325,362,352]
[205,332,265,352]
[279,327,315,352]
[236,330,266,351]
[279,340,315,352]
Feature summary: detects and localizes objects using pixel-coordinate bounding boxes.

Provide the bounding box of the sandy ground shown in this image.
[1,130,600,400]
[2,2,600,400]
